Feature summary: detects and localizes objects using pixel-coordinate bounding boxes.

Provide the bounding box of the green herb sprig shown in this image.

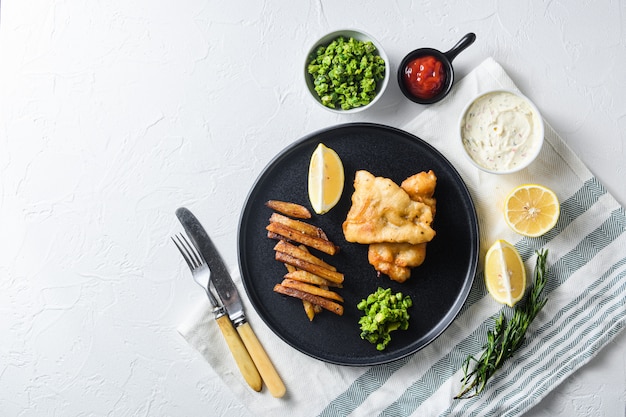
[455,249,549,399]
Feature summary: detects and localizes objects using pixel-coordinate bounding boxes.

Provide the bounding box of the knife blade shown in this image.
[176,207,286,398]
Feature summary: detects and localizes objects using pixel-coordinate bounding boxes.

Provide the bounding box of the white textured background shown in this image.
[1,1,625,416]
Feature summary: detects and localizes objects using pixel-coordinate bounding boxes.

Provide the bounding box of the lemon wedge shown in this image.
[308,143,344,214]
[485,240,526,307]
[504,184,560,237]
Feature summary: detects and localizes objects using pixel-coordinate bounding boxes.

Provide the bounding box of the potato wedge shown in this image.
[303,300,316,321]
[284,270,341,288]
[265,200,311,219]
[275,251,344,284]
[267,231,287,241]
[269,213,328,240]
[266,222,338,255]
[281,279,344,302]
[274,284,343,315]
[274,240,337,271]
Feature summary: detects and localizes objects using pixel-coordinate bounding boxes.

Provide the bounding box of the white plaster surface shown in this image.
[1,1,625,416]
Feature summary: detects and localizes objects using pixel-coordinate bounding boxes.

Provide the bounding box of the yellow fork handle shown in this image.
[215,315,262,392]
[237,321,286,398]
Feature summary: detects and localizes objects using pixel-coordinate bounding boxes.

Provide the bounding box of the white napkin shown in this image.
[178,57,626,417]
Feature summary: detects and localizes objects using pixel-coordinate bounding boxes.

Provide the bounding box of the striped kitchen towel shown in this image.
[178,57,626,416]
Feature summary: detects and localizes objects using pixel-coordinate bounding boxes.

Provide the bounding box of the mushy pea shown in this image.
[357,287,412,351]
[307,36,386,110]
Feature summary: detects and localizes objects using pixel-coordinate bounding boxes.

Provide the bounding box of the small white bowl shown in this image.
[459,89,544,174]
[304,29,389,114]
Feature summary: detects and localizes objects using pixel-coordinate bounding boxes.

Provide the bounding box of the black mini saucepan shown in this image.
[398,33,476,104]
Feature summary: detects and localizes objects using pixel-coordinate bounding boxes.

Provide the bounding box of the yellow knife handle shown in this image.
[237,321,286,398]
[215,315,263,392]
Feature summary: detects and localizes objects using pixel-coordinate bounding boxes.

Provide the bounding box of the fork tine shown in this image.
[178,233,204,268]
[171,235,196,270]
[172,233,206,270]
[173,233,220,307]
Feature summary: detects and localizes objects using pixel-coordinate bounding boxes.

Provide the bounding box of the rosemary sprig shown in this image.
[454,249,549,399]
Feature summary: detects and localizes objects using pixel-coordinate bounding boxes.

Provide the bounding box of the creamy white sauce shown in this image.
[461,91,543,172]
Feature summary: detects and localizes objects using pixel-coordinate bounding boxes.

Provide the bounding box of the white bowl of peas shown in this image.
[304,29,390,113]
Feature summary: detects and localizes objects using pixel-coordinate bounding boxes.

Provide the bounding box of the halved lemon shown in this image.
[308,143,344,214]
[485,240,526,307]
[504,184,560,237]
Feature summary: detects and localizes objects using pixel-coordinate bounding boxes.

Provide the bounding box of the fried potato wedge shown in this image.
[269,213,328,240]
[284,270,341,288]
[275,251,344,284]
[265,200,311,219]
[283,263,316,320]
[267,231,287,241]
[266,222,338,255]
[303,300,316,321]
[273,284,344,316]
[281,279,344,302]
[274,240,337,271]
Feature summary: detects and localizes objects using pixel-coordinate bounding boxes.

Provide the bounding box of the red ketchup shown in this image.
[403,55,446,100]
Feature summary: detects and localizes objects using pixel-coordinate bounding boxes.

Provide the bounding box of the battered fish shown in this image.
[342,170,435,245]
[367,170,437,282]
[401,170,437,216]
[368,242,427,283]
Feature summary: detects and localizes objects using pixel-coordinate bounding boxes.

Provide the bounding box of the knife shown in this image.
[176,207,286,398]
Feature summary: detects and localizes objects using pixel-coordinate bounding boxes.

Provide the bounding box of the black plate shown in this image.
[238,123,478,366]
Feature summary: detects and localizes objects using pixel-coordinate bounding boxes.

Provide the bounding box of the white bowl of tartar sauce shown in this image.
[459,89,544,174]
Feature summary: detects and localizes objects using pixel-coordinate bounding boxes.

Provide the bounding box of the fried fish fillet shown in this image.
[368,242,427,283]
[342,170,435,245]
[401,170,437,216]
[367,170,437,282]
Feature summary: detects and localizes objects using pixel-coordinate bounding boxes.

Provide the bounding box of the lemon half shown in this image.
[308,143,344,214]
[485,239,526,307]
[504,184,560,237]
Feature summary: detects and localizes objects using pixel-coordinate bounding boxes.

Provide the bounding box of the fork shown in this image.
[172,233,262,392]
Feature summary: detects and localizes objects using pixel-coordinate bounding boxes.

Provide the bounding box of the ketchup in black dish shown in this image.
[402,55,446,100]
[397,33,476,104]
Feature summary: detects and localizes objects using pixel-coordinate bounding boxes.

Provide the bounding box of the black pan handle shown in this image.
[443,33,476,63]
